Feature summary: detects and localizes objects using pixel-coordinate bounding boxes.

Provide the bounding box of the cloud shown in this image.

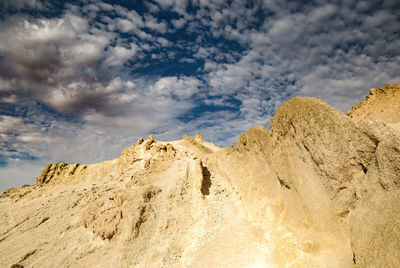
[0,0,399,190]
[105,44,139,66]
[0,12,107,85]
[171,18,186,29]
[143,14,168,33]
[0,160,45,190]
[0,115,49,166]
[151,76,200,100]
[0,0,47,11]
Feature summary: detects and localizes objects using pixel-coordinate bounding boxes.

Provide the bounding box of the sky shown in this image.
[0,0,399,190]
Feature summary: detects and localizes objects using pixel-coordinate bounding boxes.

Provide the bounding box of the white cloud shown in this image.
[116,18,137,32]
[154,0,188,15]
[143,14,168,33]
[0,160,46,190]
[105,44,139,66]
[157,37,171,47]
[151,76,200,100]
[309,4,337,23]
[0,116,25,133]
[0,0,47,11]
[96,1,113,11]
[171,18,186,29]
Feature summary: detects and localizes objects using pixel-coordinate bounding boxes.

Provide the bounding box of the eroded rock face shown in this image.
[270,97,369,216]
[350,190,400,267]
[348,84,400,131]
[1,84,399,267]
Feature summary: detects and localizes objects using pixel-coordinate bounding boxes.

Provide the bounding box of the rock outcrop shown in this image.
[1,84,399,267]
[347,84,400,131]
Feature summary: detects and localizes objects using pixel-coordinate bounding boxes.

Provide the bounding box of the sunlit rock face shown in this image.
[347,84,400,131]
[1,84,399,268]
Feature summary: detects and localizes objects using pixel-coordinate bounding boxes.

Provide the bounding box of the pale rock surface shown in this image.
[1,84,399,267]
[347,84,400,131]
[349,190,400,267]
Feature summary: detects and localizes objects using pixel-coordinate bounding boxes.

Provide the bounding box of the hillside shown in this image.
[347,84,400,131]
[1,84,399,268]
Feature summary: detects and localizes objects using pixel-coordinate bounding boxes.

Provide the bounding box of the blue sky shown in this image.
[0,0,399,190]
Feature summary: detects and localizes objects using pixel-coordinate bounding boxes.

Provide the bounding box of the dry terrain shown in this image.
[1,84,399,267]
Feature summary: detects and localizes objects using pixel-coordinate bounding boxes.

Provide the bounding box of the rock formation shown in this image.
[347,84,400,131]
[1,84,399,267]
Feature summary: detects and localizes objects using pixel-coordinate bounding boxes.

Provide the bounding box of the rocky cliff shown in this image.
[1,84,399,268]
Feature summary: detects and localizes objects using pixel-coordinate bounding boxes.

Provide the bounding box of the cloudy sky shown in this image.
[0,0,399,190]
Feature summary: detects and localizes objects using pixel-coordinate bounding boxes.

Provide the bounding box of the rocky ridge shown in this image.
[1,84,399,267]
[347,84,400,131]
